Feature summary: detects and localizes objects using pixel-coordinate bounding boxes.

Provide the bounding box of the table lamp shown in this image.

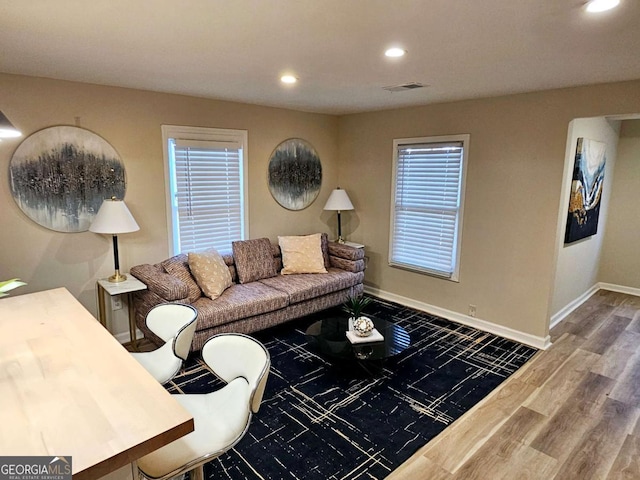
[90,197,140,282]
[323,188,354,243]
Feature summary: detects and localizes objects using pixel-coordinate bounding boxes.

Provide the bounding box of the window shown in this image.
[389,134,469,281]
[162,125,248,255]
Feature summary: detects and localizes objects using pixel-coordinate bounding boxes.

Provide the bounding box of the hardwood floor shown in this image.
[389,290,640,480]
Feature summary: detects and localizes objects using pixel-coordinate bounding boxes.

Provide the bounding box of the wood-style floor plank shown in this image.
[581,314,631,355]
[514,332,585,387]
[591,329,640,380]
[386,454,452,480]
[452,442,557,480]
[563,304,616,338]
[523,347,600,417]
[392,290,640,479]
[626,310,640,334]
[552,398,639,480]
[420,379,538,473]
[529,372,614,458]
[609,347,640,405]
[448,406,550,480]
[607,434,640,479]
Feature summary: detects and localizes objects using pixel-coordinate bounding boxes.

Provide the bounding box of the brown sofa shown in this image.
[130,238,365,351]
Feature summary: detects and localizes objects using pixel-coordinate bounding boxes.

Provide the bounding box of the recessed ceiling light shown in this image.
[385,48,406,58]
[586,0,620,12]
[280,75,298,84]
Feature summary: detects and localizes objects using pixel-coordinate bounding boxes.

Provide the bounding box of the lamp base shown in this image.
[108,270,127,283]
[337,236,346,244]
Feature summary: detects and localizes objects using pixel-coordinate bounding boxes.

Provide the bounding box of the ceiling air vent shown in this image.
[382,82,426,93]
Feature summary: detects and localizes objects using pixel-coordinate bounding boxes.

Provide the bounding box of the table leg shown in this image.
[127,293,138,351]
[97,283,107,328]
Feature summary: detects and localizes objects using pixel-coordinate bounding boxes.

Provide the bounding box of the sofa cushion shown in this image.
[191,282,289,329]
[131,263,189,301]
[259,268,362,304]
[232,238,278,284]
[320,232,331,270]
[161,254,201,304]
[278,233,327,275]
[188,249,233,300]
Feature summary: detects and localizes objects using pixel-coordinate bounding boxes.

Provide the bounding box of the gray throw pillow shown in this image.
[232,237,278,284]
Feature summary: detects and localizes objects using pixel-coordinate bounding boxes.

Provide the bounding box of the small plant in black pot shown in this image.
[342,295,374,336]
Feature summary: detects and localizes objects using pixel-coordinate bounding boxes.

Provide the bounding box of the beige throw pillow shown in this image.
[279,233,328,275]
[188,249,233,300]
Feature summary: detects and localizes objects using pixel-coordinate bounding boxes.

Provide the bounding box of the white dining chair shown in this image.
[130,303,198,385]
[137,333,271,480]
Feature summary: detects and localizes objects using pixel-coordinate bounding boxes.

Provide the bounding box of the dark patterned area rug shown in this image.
[165,296,538,479]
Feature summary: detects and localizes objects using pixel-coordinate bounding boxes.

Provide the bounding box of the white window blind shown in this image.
[390,135,468,280]
[167,135,245,254]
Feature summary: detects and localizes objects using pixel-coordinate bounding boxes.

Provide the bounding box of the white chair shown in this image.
[137,333,271,480]
[130,303,198,384]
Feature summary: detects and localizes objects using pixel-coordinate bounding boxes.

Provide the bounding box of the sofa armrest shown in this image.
[130,263,190,302]
[328,242,365,261]
[328,242,365,273]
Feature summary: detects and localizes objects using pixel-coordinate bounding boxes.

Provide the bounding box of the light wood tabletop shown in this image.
[0,288,194,480]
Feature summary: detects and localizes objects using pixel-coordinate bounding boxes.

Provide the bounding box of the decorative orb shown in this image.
[353,316,374,337]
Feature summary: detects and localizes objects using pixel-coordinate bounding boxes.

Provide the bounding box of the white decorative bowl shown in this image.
[352,316,374,337]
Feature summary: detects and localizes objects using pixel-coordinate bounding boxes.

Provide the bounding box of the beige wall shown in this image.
[338,80,640,341]
[0,74,339,335]
[599,119,640,289]
[3,73,640,343]
[550,117,621,317]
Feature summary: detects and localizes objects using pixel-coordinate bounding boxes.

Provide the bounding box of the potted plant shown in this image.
[342,295,374,336]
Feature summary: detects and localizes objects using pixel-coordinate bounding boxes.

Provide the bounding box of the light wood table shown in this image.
[0,288,194,480]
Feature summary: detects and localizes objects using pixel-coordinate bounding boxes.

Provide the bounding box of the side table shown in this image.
[342,241,365,249]
[97,275,147,350]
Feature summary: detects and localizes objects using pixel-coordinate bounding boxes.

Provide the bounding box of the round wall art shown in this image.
[268,138,322,210]
[9,126,126,233]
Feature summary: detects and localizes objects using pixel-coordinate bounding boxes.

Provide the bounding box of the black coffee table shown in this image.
[305,315,410,373]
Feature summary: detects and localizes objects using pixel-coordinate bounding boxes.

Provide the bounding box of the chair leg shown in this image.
[190,465,204,480]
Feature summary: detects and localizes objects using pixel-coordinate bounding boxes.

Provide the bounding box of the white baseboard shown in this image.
[549,282,640,331]
[598,282,640,297]
[364,286,551,350]
[549,284,600,330]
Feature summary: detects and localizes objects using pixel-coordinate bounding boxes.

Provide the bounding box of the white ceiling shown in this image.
[1,0,639,115]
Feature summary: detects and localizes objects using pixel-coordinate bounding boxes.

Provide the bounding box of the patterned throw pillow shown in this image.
[188,249,233,300]
[278,233,328,275]
[232,238,278,284]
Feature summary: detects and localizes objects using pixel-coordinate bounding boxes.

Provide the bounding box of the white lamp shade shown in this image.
[323,189,354,211]
[90,199,140,234]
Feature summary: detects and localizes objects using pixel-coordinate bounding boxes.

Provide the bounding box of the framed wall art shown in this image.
[268,138,322,210]
[9,126,126,233]
[564,137,606,244]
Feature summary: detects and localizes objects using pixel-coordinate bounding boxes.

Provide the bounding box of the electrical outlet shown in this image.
[111,295,123,311]
[468,304,477,317]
